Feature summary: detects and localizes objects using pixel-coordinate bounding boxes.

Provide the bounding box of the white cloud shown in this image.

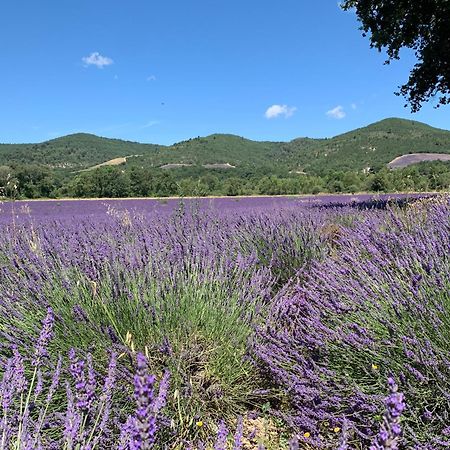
[142,120,160,128]
[146,75,157,81]
[351,103,357,110]
[265,104,297,119]
[82,52,114,69]
[326,105,346,119]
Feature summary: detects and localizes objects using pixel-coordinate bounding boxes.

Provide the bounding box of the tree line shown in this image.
[1,162,450,200]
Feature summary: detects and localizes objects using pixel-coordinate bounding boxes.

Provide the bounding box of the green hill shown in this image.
[301,118,450,173]
[0,133,162,169]
[1,118,450,174]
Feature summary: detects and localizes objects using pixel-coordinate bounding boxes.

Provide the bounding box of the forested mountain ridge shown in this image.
[1,118,449,174]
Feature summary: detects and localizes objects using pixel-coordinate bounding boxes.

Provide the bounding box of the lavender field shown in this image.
[0,193,449,449]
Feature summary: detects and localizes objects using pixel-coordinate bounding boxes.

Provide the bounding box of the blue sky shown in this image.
[1,0,449,145]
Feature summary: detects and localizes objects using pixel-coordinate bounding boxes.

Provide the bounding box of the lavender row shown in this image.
[253,196,450,448]
[0,194,443,448]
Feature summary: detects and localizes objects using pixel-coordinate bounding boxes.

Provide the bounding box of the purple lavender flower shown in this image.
[118,416,135,450]
[232,416,243,450]
[91,352,118,447]
[32,307,54,367]
[152,370,170,414]
[69,349,87,410]
[46,355,62,404]
[12,346,27,394]
[34,369,44,399]
[63,382,82,447]
[158,336,172,356]
[288,435,299,450]
[1,358,14,411]
[370,378,405,450]
[336,419,349,450]
[132,352,156,449]
[214,420,228,450]
[247,427,257,441]
[85,354,97,411]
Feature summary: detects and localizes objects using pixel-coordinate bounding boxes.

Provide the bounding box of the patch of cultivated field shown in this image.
[388,152,450,169]
[0,194,449,449]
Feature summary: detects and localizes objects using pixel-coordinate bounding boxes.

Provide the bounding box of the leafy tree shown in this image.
[14,165,54,198]
[129,167,154,197]
[342,0,450,111]
[257,176,282,195]
[200,174,220,192]
[0,166,18,198]
[177,178,209,197]
[152,172,178,197]
[70,167,130,198]
[370,168,392,192]
[223,177,244,196]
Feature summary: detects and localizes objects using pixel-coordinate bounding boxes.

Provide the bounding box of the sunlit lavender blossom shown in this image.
[86,353,97,411]
[132,352,156,449]
[214,420,228,450]
[68,349,88,412]
[32,307,54,367]
[152,370,170,414]
[370,378,405,450]
[232,416,243,450]
[46,355,62,403]
[12,346,27,393]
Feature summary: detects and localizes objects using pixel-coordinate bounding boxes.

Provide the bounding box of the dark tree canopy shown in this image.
[342,0,450,111]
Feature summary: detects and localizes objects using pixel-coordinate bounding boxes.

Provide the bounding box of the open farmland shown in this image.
[0,193,449,449]
[388,153,450,169]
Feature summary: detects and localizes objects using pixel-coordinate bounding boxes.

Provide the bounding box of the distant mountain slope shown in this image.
[1,118,449,174]
[0,134,162,169]
[298,118,450,173]
[134,134,284,169]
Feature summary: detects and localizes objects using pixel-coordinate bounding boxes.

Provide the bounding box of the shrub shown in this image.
[253,198,450,448]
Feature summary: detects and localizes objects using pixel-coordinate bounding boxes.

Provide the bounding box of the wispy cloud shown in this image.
[351,103,357,110]
[82,52,114,69]
[142,120,160,128]
[146,75,157,81]
[265,104,297,119]
[326,105,346,119]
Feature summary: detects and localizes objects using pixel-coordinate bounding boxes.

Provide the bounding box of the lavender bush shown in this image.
[0,195,444,448]
[0,201,331,441]
[253,197,450,448]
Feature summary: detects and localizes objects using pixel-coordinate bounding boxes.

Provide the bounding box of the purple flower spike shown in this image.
[32,307,54,367]
[12,346,27,394]
[232,416,244,450]
[118,415,135,450]
[289,435,299,450]
[370,378,405,450]
[132,352,157,449]
[337,419,350,450]
[46,356,62,404]
[214,420,228,450]
[68,349,87,411]
[153,370,170,414]
[1,358,15,411]
[85,353,97,411]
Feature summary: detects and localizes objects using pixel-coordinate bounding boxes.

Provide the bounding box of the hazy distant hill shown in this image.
[1,118,450,174]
